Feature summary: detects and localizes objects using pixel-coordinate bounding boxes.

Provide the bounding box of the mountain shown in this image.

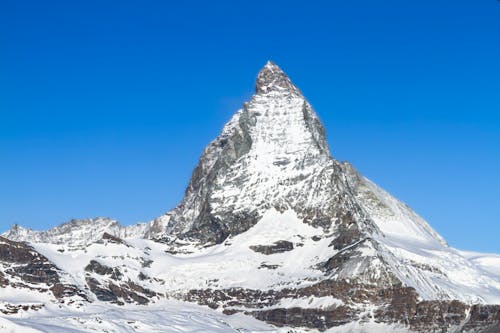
[4,218,149,247]
[1,61,499,333]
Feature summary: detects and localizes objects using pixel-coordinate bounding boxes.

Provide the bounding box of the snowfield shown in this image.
[0,301,274,333]
[0,301,412,333]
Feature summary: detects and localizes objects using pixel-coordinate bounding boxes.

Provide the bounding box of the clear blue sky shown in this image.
[1,1,499,252]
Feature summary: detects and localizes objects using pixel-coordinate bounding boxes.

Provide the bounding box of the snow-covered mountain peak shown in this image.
[256,61,302,96]
[2,217,123,247]
[154,62,333,242]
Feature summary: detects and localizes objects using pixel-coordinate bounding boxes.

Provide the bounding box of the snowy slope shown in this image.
[3,218,151,247]
[0,300,412,333]
[459,251,500,278]
[23,208,500,305]
[339,165,500,303]
[0,301,275,333]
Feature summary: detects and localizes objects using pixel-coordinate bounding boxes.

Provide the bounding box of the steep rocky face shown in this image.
[0,236,87,309]
[0,234,159,314]
[185,282,500,332]
[153,61,374,247]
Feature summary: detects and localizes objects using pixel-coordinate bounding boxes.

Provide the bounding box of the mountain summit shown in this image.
[2,62,500,332]
[151,61,331,243]
[255,61,302,95]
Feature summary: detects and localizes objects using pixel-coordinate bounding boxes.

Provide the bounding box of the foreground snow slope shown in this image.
[0,304,410,333]
[0,300,275,333]
[0,300,412,333]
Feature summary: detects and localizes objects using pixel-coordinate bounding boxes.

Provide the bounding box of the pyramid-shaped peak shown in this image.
[261,60,283,73]
[256,61,301,95]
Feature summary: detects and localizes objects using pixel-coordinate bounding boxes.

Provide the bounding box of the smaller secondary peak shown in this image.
[256,61,301,95]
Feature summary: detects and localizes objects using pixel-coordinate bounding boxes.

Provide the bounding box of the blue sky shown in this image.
[1,1,499,252]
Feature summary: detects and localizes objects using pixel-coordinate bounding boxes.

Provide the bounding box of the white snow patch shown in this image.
[276,296,343,309]
[0,300,276,333]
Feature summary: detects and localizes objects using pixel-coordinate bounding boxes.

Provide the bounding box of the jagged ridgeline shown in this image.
[2,62,500,333]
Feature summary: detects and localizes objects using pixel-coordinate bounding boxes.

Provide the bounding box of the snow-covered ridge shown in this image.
[2,218,151,247]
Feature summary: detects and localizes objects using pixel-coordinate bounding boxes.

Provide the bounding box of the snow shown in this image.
[275,296,343,309]
[458,250,500,278]
[151,209,334,291]
[31,239,149,293]
[324,322,411,333]
[0,317,44,333]
[208,93,331,217]
[0,300,277,333]
[0,300,414,333]
[355,176,447,247]
[350,171,500,304]
[0,287,52,305]
[2,218,123,247]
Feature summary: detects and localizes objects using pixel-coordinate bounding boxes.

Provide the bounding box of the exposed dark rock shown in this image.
[301,210,332,230]
[126,281,157,299]
[0,236,81,297]
[258,263,280,270]
[329,228,363,250]
[182,210,259,245]
[184,281,500,332]
[255,61,301,95]
[85,260,122,280]
[99,232,129,246]
[0,238,86,301]
[322,247,357,272]
[108,283,149,305]
[412,300,467,328]
[328,211,363,250]
[85,276,156,305]
[83,260,154,304]
[86,277,118,303]
[0,236,46,264]
[462,305,500,333]
[160,103,255,245]
[250,241,294,255]
[10,262,60,285]
[50,283,89,301]
[312,235,322,242]
[0,271,9,287]
[0,303,44,315]
[141,258,153,268]
[252,306,355,330]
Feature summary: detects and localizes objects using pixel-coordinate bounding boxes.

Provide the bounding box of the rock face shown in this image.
[152,61,337,244]
[0,236,87,309]
[1,61,500,332]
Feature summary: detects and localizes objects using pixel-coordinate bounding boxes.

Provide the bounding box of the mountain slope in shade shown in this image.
[2,61,500,333]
